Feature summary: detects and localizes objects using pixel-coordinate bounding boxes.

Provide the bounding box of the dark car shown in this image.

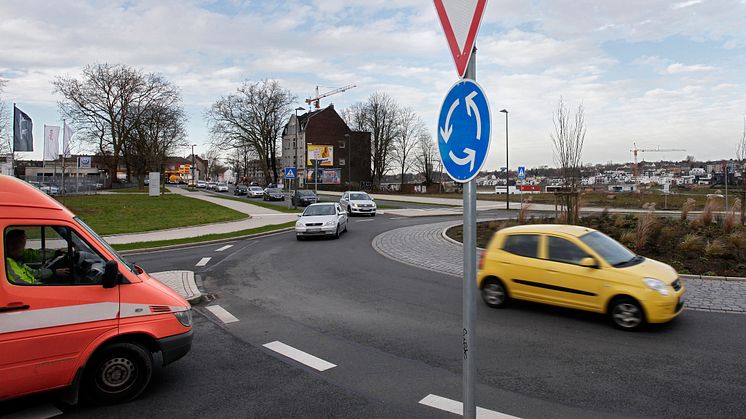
[291,190,318,206]
[234,184,248,196]
[263,188,285,201]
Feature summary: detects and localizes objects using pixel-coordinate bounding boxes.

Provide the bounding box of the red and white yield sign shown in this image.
[433,0,488,78]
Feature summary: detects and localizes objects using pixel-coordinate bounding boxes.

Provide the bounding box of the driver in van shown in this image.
[5,229,70,284]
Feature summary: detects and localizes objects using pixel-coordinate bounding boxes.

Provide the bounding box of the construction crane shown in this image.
[305,84,356,109]
[630,142,686,184]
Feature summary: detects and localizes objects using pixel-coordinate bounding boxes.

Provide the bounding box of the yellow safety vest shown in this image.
[6,257,37,285]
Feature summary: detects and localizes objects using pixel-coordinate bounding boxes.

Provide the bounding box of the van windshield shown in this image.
[74,216,134,272]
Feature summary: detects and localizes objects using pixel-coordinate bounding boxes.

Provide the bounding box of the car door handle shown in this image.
[0,304,30,313]
[546,270,558,274]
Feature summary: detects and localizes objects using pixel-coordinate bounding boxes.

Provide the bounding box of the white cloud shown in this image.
[664,63,718,74]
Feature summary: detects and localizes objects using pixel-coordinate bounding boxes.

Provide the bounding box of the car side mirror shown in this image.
[102,260,120,288]
[297,213,302,217]
[579,257,599,269]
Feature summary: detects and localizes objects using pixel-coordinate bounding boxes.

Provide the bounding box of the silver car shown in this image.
[295,203,348,240]
[339,191,376,216]
[216,182,229,192]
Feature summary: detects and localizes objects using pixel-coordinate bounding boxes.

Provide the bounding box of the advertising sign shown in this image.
[306,168,341,185]
[307,145,334,167]
[78,156,92,169]
[148,172,160,197]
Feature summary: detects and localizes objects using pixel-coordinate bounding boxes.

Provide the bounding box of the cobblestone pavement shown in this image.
[372,221,746,313]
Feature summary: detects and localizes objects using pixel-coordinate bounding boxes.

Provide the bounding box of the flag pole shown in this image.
[10,103,15,177]
[62,120,66,195]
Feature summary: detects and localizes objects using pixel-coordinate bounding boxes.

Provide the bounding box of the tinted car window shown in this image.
[267,188,281,193]
[502,235,539,258]
[547,237,588,265]
[303,205,335,216]
[350,193,370,200]
[299,190,315,196]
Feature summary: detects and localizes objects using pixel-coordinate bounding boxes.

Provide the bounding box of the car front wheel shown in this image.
[609,297,645,331]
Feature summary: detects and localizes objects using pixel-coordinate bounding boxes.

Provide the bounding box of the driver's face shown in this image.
[8,235,26,259]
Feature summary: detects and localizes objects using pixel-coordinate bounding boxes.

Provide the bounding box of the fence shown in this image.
[19,174,100,196]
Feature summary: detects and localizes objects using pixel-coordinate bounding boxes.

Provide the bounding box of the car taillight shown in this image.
[478,251,485,270]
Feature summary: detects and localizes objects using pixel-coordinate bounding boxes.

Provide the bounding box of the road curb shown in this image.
[119,227,295,255]
[150,270,202,303]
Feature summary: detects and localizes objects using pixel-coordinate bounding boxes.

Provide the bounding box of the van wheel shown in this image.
[481,278,508,308]
[609,297,645,331]
[82,342,153,405]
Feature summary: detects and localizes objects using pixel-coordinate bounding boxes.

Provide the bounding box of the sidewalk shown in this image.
[103,187,296,245]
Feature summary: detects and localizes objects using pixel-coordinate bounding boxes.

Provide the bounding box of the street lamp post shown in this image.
[294,107,305,192]
[500,109,509,210]
[191,144,197,186]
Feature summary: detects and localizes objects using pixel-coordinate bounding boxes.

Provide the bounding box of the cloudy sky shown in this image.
[2,0,746,170]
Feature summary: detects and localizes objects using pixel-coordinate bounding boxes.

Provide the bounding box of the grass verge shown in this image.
[107,186,169,193]
[113,222,295,251]
[201,192,302,213]
[57,194,247,235]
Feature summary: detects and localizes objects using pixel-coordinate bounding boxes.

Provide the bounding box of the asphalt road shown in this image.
[4,213,745,418]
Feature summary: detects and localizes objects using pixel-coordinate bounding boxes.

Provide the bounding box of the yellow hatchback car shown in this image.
[477,224,685,330]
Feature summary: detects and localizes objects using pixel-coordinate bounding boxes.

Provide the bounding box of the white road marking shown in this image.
[205,305,239,323]
[389,217,406,220]
[356,219,375,223]
[5,403,63,419]
[215,244,233,252]
[419,394,520,419]
[263,341,336,371]
[195,257,211,267]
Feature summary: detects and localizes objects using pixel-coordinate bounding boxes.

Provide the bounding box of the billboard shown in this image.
[306,168,341,185]
[307,145,333,167]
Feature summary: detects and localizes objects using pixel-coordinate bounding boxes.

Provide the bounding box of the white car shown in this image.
[196,180,207,188]
[216,182,229,192]
[295,203,348,240]
[339,191,376,216]
[247,186,264,198]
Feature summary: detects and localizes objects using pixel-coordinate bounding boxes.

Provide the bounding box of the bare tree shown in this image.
[203,146,222,181]
[206,80,294,184]
[550,97,586,224]
[414,132,437,185]
[343,92,399,188]
[736,115,746,223]
[0,79,10,155]
[54,64,178,187]
[391,107,424,190]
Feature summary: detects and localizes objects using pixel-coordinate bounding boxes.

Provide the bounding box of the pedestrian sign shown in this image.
[517,166,525,180]
[437,79,491,182]
[284,168,296,179]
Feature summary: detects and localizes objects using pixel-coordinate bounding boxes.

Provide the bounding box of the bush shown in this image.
[679,234,705,256]
[723,198,741,234]
[681,198,696,221]
[633,212,657,250]
[705,239,734,259]
[518,204,533,224]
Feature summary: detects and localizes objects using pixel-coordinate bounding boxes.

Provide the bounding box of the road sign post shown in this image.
[434,2,489,417]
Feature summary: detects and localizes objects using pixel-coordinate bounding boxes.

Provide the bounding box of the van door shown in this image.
[0,224,119,399]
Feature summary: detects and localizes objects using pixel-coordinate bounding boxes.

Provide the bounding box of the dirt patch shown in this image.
[446,212,746,277]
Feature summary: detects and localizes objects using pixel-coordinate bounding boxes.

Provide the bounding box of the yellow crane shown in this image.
[631,142,686,181]
[305,84,356,109]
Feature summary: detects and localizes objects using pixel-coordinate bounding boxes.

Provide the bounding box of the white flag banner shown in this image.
[43,125,61,161]
[63,122,74,158]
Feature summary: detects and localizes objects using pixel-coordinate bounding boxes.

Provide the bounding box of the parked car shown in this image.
[216,182,229,192]
[196,180,207,188]
[0,176,193,404]
[234,184,248,196]
[339,191,376,216]
[263,188,285,201]
[39,183,61,196]
[247,186,264,198]
[291,190,318,206]
[207,182,217,190]
[477,224,686,331]
[295,203,347,240]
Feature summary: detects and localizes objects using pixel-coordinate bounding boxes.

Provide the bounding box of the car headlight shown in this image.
[351,203,358,208]
[323,220,336,226]
[174,309,192,327]
[643,278,669,296]
[295,221,303,227]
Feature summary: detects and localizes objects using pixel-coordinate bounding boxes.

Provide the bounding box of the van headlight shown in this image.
[643,278,669,296]
[174,309,192,327]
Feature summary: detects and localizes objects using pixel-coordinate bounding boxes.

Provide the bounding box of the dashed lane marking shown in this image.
[263,341,336,371]
[5,403,63,419]
[205,305,239,324]
[215,244,234,252]
[419,394,520,419]
[195,257,211,267]
[355,219,375,223]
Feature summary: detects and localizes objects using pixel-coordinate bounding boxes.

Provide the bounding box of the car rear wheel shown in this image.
[334,225,340,239]
[609,297,645,331]
[481,278,508,308]
[82,342,153,405]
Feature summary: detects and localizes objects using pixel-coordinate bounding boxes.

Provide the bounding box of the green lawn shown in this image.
[107,186,169,193]
[202,192,302,213]
[57,194,247,235]
[113,222,295,251]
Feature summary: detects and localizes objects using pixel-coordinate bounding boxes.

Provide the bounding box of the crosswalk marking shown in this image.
[215,244,233,252]
[205,305,239,323]
[195,257,211,267]
[263,341,336,371]
[419,394,520,419]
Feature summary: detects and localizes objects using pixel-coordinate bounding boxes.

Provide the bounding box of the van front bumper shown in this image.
[157,329,193,366]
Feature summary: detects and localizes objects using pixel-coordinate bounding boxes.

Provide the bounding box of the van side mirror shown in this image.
[102,260,120,288]
[579,257,599,269]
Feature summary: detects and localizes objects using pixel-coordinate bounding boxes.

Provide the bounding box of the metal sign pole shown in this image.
[462,47,477,419]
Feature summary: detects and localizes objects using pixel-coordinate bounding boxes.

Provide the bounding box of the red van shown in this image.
[0,175,193,404]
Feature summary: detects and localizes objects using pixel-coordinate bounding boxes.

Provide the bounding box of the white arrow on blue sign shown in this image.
[437,79,491,182]
[284,168,297,179]
[517,166,525,179]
